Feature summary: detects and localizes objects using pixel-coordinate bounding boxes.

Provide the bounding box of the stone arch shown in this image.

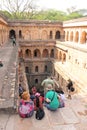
[25,66,29,73]
[34,49,41,58]
[41,30,48,39]
[75,31,79,43]
[42,49,49,58]
[50,49,54,58]
[19,30,22,38]
[49,31,53,39]
[35,66,38,72]
[9,29,16,39]
[63,53,66,62]
[70,31,73,41]
[80,31,86,44]
[55,31,60,39]
[25,49,31,58]
[44,65,48,72]
[35,79,38,84]
[56,50,59,59]
[33,31,38,39]
[24,30,31,40]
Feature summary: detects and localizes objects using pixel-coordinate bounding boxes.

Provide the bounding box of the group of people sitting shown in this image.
[18,77,66,119]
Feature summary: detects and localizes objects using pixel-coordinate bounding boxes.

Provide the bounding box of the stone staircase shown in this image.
[0,43,18,110]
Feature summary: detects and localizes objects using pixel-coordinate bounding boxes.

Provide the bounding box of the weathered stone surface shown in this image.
[60,107,79,124]
[45,108,65,125]
[0,94,87,130]
[52,124,76,130]
[0,44,18,109]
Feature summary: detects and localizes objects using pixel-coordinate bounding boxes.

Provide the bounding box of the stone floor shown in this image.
[0,94,87,130]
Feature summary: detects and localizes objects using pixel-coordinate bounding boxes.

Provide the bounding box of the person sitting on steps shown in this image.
[44,84,60,111]
[18,91,34,118]
[66,79,75,99]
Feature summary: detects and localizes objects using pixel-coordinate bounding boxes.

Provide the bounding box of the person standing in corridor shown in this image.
[12,37,16,46]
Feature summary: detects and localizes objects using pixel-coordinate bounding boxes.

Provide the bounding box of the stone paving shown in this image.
[0,42,18,109]
[0,94,87,130]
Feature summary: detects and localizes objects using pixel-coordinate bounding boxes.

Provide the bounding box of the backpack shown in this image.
[18,99,34,118]
[35,108,45,120]
[35,96,45,120]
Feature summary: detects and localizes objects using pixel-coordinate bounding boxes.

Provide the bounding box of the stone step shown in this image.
[0,99,80,130]
[0,94,87,130]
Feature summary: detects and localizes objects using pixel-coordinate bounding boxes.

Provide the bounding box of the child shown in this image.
[55,87,65,108]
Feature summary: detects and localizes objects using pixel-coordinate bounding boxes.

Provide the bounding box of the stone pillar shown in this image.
[31,51,33,59]
[65,31,68,41]
[62,53,64,64]
[53,31,55,40]
[79,31,82,44]
[16,29,19,41]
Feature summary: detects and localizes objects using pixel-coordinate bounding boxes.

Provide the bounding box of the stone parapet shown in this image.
[0,44,18,110]
[18,61,29,92]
